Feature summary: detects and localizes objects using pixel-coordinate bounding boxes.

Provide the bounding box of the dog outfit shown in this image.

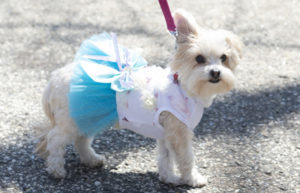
[116,75,204,139]
[69,32,204,139]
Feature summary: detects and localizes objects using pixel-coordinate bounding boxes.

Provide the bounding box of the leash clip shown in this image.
[169,29,178,38]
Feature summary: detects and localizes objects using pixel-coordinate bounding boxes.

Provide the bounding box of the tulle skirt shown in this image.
[68,32,147,136]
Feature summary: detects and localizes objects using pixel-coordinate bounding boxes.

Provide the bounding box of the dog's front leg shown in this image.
[157,139,181,185]
[160,111,207,187]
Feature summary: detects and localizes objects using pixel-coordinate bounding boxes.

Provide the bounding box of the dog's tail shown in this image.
[35,82,55,158]
[42,82,56,127]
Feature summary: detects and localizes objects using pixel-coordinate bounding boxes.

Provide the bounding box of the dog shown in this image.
[36,9,243,187]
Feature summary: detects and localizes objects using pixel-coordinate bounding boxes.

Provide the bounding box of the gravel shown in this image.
[0,0,299,192]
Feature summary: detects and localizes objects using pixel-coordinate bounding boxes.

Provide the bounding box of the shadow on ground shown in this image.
[0,83,299,192]
[196,81,300,138]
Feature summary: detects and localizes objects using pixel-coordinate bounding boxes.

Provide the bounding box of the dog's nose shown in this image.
[210,69,220,79]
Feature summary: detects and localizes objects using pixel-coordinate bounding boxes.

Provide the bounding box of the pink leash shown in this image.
[158,0,177,37]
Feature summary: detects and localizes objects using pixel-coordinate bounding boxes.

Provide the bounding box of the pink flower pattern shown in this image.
[181,97,190,115]
[146,77,152,84]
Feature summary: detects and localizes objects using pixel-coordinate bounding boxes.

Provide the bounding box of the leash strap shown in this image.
[158,0,177,36]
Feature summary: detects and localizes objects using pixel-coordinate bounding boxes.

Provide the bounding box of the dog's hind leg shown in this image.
[75,135,105,167]
[45,126,72,178]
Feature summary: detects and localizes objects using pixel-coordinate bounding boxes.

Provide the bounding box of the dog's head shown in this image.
[170,9,243,99]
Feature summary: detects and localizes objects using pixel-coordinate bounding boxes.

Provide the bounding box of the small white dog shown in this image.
[36,9,243,187]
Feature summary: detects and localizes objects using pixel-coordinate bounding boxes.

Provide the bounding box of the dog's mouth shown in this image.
[209,78,220,83]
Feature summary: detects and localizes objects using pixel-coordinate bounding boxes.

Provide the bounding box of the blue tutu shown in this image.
[69,32,148,136]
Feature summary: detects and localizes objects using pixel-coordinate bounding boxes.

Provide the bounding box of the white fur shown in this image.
[36,9,243,187]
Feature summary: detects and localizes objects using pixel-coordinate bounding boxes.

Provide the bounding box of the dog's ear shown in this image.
[225,31,244,59]
[222,30,244,68]
[173,9,198,43]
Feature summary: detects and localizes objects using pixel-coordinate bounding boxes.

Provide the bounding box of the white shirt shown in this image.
[116,68,204,139]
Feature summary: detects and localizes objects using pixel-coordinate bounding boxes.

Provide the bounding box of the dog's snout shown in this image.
[210,69,220,79]
[209,69,221,83]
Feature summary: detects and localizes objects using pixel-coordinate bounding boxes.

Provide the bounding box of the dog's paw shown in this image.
[159,173,181,186]
[46,164,66,178]
[46,157,66,178]
[82,154,106,168]
[183,172,208,187]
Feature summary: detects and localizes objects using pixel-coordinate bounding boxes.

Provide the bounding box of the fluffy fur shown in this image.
[36,9,243,187]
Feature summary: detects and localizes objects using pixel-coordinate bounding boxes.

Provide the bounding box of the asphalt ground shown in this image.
[0,0,299,192]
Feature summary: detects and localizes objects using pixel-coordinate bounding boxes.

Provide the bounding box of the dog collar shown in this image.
[173,72,179,84]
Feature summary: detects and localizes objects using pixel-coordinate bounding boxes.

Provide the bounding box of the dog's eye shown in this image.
[195,55,206,64]
[220,54,227,63]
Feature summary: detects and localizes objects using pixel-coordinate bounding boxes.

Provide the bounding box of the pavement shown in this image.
[0,0,299,192]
